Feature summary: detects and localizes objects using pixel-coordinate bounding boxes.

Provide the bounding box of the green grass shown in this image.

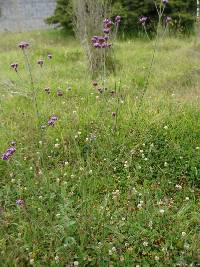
[0,29,199,267]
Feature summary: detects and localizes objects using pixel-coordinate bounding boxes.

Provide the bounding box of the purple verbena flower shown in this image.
[115,16,121,24]
[162,0,168,4]
[18,41,29,49]
[37,59,44,67]
[139,16,148,26]
[16,199,24,206]
[103,28,110,34]
[93,81,98,87]
[10,63,18,72]
[2,146,16,161]
[48,115,58,126]
[104,18,113,28]
[44,87,50,94]
[57,90,63,96]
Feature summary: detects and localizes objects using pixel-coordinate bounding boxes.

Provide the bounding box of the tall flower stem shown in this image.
[22,50,44,167]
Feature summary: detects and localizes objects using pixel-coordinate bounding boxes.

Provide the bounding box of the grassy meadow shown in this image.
[0,30,200,266]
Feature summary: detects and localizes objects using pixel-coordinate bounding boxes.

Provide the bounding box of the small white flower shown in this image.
[73,111,77,114]
[65,161,69,166]
[196,147,199,150]
[11,179,15,183]
[39,141,42,145]
[78,131,81,135]
[30,166,33,170]
[184,243,190,250]
[185,197,190,201]
[54,143,60,148]
[164,125,168,130]
[164,162,168,167]
[109,249,112,255]
[56,178,60,183]
[55,255,59,261]
[30,259,34,265]
[39,196,43,199]
[140,150,143,153]
[144,157,148,161]
[38,170,42,175]
[143,241,148,247]
[155,256,159,261]
[56,214,61,217]
[159,209,165,215]
[182,232,186,237]
[74,261,79,266]
[112,246,117,252]
[175,184,182,190]
[89,170,93,174]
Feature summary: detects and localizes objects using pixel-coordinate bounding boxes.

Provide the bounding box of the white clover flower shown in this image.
[175,184,182,190]
[182,232,186,237]
[74,261,79,266]
[54,143,60,148]
[164,125,168,130]
[143,241,148,247]
[55,255,59,261]
[185,197,190,201]
[109,249,112,255]
[30,259,34,265]
[155,256,159,261]
[159,209,165,214]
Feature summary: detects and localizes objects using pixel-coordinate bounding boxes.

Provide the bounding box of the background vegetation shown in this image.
[46,0,196,34]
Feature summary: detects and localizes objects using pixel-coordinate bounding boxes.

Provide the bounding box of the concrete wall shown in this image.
[0,0,56,32]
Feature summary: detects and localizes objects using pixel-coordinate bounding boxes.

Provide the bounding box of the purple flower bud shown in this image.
[112,112,117,117]
[18,41,29,49]
[10,63,18,72]
[165,16,172,24]
[16,199,24,206]
[93,81,98,87]
[162,0,168,4]
[103,28,110,34]
[48,115,58,126]
[57,90,63,96]
[2,146,16,161]
[115,16,121,24]
[139,16,148,26]
[44,87,50,94]
[37,59,44,67]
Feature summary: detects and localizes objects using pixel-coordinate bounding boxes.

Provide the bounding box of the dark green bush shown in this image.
[46,0,196,34]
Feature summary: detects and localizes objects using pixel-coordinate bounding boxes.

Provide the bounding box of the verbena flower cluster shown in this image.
[91,16,121,49]
[2,146,16,161]
[139,0,171,26]
[48,116,58,126]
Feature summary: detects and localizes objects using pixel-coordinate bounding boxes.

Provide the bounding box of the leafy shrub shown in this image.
[46,0,196,34]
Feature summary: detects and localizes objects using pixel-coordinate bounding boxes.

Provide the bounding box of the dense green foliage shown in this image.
[46,0,196,34]
[0,30,200,266]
